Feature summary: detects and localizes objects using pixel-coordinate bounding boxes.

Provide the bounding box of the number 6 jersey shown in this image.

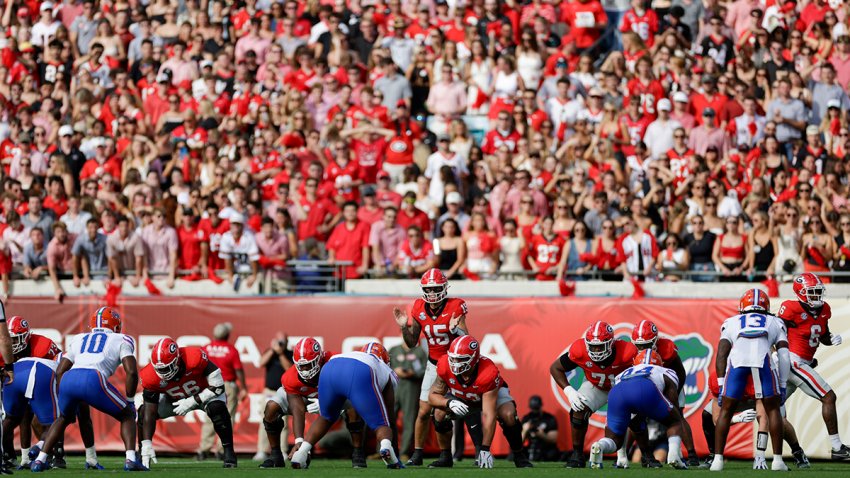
[140,346,211,399]
[778,300,832,362]
[64,330,136,376]
[410,297,468,363]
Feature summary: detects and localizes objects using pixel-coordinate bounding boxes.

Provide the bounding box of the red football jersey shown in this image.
[280,351,335,398]
[3,334,62,365]
[567,339,637,391]
[436,355,503,404]
[625,78,665,117]
[529,234,565,281]
[778,300,832,362]
[410,297,469,362]
[140,347,211,400]
[655,337,678,364]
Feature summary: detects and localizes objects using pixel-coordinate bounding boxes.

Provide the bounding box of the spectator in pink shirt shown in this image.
[502,170,549,218]
[426,64,468,135]
[47,222,75,300]
[256,217,290,272]
[370,207,406,276]
[236,18,272,64]
[140,208,179,288]
[158,41,198,86]
[670,91,696,132]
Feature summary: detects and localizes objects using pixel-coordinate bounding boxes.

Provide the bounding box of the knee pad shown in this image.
[570,412,589,429]
[263,417,285,434]
[432,416,453,434]
[205,400,231,427]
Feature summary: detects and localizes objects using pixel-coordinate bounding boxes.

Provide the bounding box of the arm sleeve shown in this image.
[142,389,161,404]
[558,352,580,373]
[777,346,790,388]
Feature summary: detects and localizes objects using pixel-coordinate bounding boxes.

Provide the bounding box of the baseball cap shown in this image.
[93,137,107,148]
[156,73,170,84]
[446,191,463,205]
[828,99,841,109]
[18,42,34,53]
[588,87,604,98]
[229,213,245,224]
[673,91,689,103]
[40,2,54,12]
[702,107,716,117]
[396,99,408,108]
[555,58,568,69]
[59,125,74,137]
[377,170,391,180]
[200,59,213,69]
[806,125,820,136]
[657,99,672,112]
[16,7,29,17]
[701,74,716,84]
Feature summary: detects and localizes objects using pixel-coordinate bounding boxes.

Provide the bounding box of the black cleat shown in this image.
[565,450,586,468]
[793,449,810,468]
[406,450,424,466]
[428,452,454,468]
[223,448,238,468]
[52,455,67,469]
[259,456,285,468]
[700,454,715,469]
[832,444,850,460]
[0,465,11,476]
[513,450,533,468]
[351,448,367,468]
[641,455,663,468]
[687,456,701,468]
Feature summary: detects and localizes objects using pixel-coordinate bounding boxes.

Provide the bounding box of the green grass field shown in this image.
[25,457,850,476]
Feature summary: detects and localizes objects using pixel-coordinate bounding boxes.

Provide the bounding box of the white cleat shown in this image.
[771,459,789,471]
[589,443,604,469]
[710,455,724,471]
[668,459,688,469]
[753,456,768,470]
[614,456,629,469]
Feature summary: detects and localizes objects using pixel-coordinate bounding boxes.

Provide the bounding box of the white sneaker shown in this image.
[252,452,268,462]
[710,455,724,471]
[615,456,629,469]
[753,456,768,470]
[771,459,788,471]
[589,443,603,469]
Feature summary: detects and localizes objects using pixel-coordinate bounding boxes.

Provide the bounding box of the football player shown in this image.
[711,289,790,471]
[290,342,403,469]
[549,321,637,468]
[31,307,145,472]
[588,350,696,469]
[778,272,850,459]
[138,337,236,468]
[429,336,533,469]
[393,268,477,467]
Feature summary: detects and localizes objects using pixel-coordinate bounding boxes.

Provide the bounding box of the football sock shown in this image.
[701,410,716,454]
[772,455,784,465]
[380,439,398,463]
[668,435,682,461]
[35,441,44,449]
[829,434,842,450]
[501,421,524,451]
[598,438,617,454]
[85,447,98,465]
[36,452,48,463]
[126,450,137,462]
[616,447,627,461]
[20,448,29,462]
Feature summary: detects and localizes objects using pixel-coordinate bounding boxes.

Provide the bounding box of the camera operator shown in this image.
[521,395,559,461]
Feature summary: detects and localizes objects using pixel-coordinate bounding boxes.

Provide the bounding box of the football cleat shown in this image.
[668,458,688,469]
[753,456,768,470]
[427,451,454,468]
[710,455,724,471]
[700,454,715,469]
[771,459,788,471]
[687,455,701,468]
[85,462,105,470]
[27,446,41,462]
[793,449,810,468]
[513,450,533,468]
[832,444,850,460]
[258,458,285,468]
[17,463,30,471]
[223,448,237,468]
[642,456,663,468]
[589,443,603,469]
[405,450,423,466]
[0,465,11,476]
[615,456,629,469]
[51,455,67,469]
[565,450,586,468]
[351,448,367,468]
[30,460,49,473]
[380,448,404,469]
[123,459,149,471]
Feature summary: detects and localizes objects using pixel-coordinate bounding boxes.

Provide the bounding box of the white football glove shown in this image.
[448,399,470,418]
[732,409,757,423]
[477,449,494,469]
[831,333,843,346]
[172,397,198,416]
[564,386,588,412]
[306,398,321,414]
[141,440,157,468]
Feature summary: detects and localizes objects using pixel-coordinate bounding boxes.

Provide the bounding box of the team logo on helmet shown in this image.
[469,341,478,350]
[20,319,28,328]
[168,343,177,353]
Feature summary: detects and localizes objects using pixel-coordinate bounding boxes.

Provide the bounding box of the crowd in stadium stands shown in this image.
[2,0,850,298]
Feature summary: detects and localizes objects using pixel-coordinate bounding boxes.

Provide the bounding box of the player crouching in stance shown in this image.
[138,337,236,468]
[428,336,532,469]
[711,288,790,472]
[588,350,696,469]
[291,343,403,469]
[31,307,145,472]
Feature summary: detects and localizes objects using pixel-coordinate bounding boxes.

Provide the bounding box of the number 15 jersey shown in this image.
[64,330,136,377]
[720,312,787,368]
[411,298,468,363]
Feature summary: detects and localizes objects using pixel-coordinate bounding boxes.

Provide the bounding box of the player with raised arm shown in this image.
[30,306,144,472]
[429,336,533,469]
[138,337,236,468]
[290,343,403,470]
[778,272,850,459]
[711,288,790,471]
[588,350,696,469]
[393,268,475,467]
[549,321,637,468]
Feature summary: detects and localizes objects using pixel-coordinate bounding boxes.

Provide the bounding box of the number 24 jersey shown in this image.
[411,298,468,362]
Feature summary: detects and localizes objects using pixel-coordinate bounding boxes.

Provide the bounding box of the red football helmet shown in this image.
[293,337,324,380]
[447,335,480,375]
[793,273,825,308]
[8,316,30,354]
[151,337,182,381]
[739,288,770,313]
[361,342,390,364]
[634,349,663,366]
[631,320,658,350]
[90,306,122,333]
[585,321,615,362]
[420,268,449,304]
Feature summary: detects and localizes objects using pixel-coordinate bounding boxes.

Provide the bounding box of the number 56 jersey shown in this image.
[720,312,787,368]
[140,347,210,400]
[411,298,468,363]
[65,330,136,376]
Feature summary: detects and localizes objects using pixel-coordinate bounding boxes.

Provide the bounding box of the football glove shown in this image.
[172,397,198,416]
[831,334,843,346]
[477,449,494,469]
[731,409,757,423]
[564,386,588,412]
[447,399,470,418]
[141,440,157,468]
[306,398,321,414]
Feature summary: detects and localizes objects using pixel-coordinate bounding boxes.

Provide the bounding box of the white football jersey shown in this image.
[64,330,135,377]
[329,351,398,389]
[720,312,787,368]
[615,363,679,393]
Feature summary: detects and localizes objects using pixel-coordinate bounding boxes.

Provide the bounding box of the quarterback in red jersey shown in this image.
[549,321,637,468]
[138,338,236,468]
[393,268,473,467]
[429,336,532,469]
[778,273,850,460]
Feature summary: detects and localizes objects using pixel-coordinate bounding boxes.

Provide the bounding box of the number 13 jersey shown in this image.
[720,312,787,368]
[65,330,136,377]
[411,297,468,363]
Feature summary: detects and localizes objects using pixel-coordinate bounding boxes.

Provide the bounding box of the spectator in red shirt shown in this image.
[396,191,432,240]
[562,0,608,50]
[177,208,208,280]
[396,225,436,277]
[326,201,370,279]
[294,177,340,241]
[200,322,248,461]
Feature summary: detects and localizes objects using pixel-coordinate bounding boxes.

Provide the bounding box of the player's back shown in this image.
[615,364,678,393]
[329,351,396,388]
[721,312,786,368]
[66,330,136,377]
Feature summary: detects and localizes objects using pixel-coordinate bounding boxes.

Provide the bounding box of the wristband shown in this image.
[295,438,304,445]
[716,376,725,387]
[480,445,491,452]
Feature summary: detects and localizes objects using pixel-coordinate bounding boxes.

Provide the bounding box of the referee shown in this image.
[0,300,16,475]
